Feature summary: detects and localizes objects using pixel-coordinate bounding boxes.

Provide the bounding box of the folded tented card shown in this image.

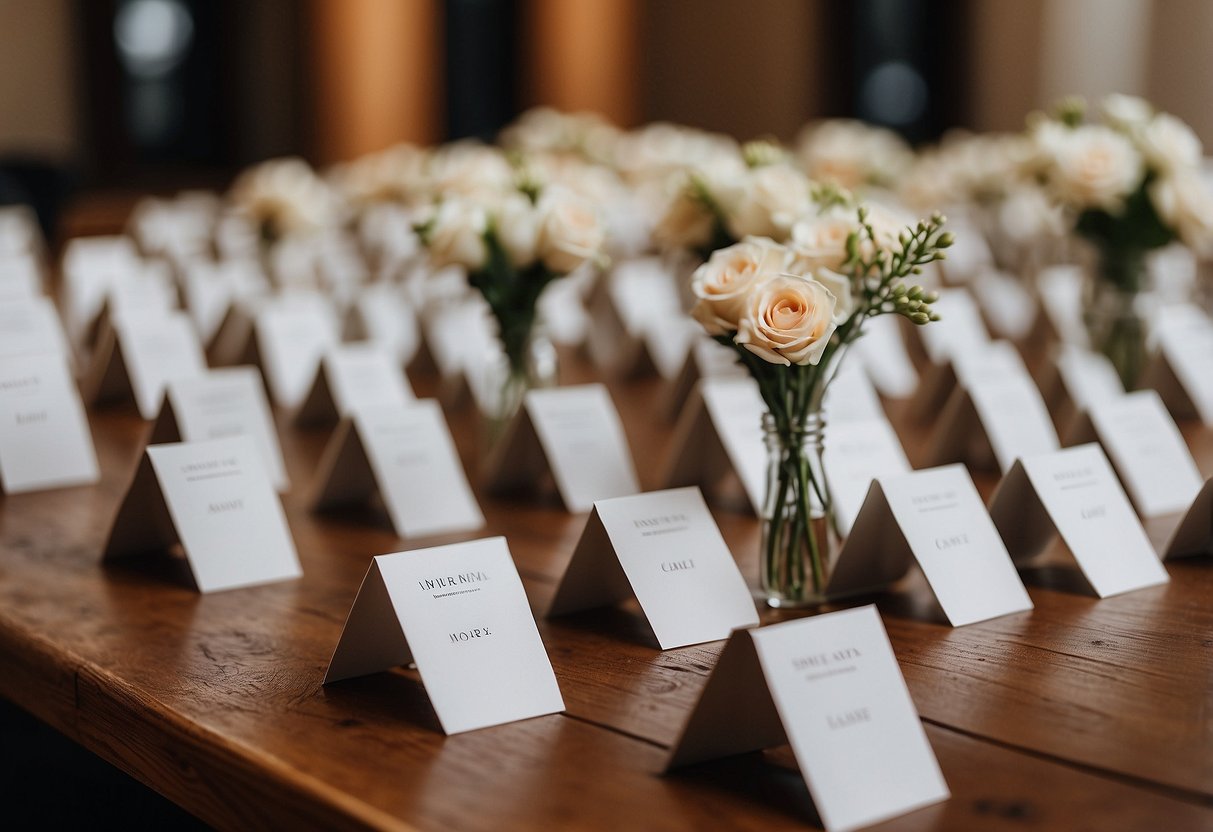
[323,537,565,734]
[665,606,949,832]
[853,313,918,399]
[823,418,911,535]
[311,401,484,538]
[822,361,886,425]
[0,352,99,493]
[1067,390,1203,517]
[103,436,301,593]
[973,269,1037,340]
[1163,478,1213,559]
[0,253,41,299]
[0,296,72,359]
[928,370,1059,473]
[84,312,207,419]
[1051,344,1123,414]
[484,384,640,512]
[295,343,414,427]
[827,465,1033,626]
[989,444,1169,597]
[1143,304,1213,426]
[916,289,989,364]
[349,283,420,364]
[250,294,340,409]
[907,338,1025,424]
[548,487,758,648]
[1034,265,1087,346]
[150,368,289,491]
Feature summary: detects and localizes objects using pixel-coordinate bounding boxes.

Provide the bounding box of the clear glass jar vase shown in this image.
[759,411,840,608]
[478,329,559,446]
[1084,252,1148,389]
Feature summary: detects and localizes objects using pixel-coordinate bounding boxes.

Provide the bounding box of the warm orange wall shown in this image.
[522,0,641,126]
[308,0,442,164]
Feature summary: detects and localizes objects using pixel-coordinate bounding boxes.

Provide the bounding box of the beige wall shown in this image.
[967,0,1045,132]
[1147,0,1213,145]
[0,0,76,159]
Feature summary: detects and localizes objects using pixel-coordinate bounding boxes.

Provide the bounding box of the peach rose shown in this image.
[689,237,790,335]
[735,273,840,366]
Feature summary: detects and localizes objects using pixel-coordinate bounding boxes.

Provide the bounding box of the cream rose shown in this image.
[424,199,488,270]
[1102,94,1152,131]
[1141,113,1203,175]
[724,165,811,240]
[689,237,790,334]
[1150,173,1213,251]
[735,273,840,366]
[1047,125,1142,210]
[653,186,715,249]
[536,190,607,274]
[788,209,857,272]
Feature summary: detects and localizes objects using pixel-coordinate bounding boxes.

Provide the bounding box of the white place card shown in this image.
[989,444,1169,597]
[1034,265,1087,346]
[484,384,640,512]
[852,314,918,399]
[103,436,301,593]
[907,339,1026,424]
[823,418,911,535]
[973,269,1037,340]
[662,377,766,514]
[1144,304,1213,426]
[84,311,207,419]
[0,296,71,359]
[181,261,237,346]
[548,487,758,648]
[827,465,1033,626]
[1162,478,1213,559]
[663,336,746,421]
[666,606,949,832]
[323,537,565,734]
[1067,390,1203,517]
[421,298,496,381]
[349,283,421,364]
[823,361,886,425]
[1050,344,1124,414]
[0,253,41,299]
[150,367,289,491]
[0,352,99,493]
[250,294,340,409]
[916,289,989,364]
[295,343,414,427]
[311,401,483,538]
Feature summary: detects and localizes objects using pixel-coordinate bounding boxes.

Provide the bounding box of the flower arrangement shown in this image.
[689,196,951,605]
[1029,95,1213,384]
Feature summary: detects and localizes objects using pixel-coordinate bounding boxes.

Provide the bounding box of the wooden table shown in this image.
[1,352,1212,831]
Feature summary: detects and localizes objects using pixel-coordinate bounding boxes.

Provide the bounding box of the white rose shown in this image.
[1047,125,1143,211]
[735,273,840,366]
[788,208,857,272]
[1141,113,1203,175]
[1150,173,1213,251]
[536,190,607,274]
[653,187,715,250]
[425,199,488,270]
[1101,94,1152,131]
[428,143,515,200]
[690,237,791,334]
[725,165,811,241]
[493,195,540,268]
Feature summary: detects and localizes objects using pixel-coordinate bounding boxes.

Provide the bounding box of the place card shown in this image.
[0,296,71,360]
[1033,265,1087,346]
[927,369,1059,472]
[587,257,687,376]
[0,352,99,493]
[1162,478,1213,559]
[827,465,1033,626]
[662,377,766,514]
[548,487,758,648]
[662,336,745,420]
[484,384,640,512]
[908,339,1026,423]
[248,293,340,409]
[989,444,1168,597]
[150,367,289,492]
[103,436,301,593]
[852,314,918,399]
[78,265,179,351]
[83,311,207,419]
[1066,390,1203,517]
[347,283,421,364]
[420,298,496,381]
[973,269,1037,340]
[0,253,42,299]
[915,289,989,364]
[323,537,565,734]
[1042,343,1124,417]
[823,360,886,424]
[60,235,141,340]
[181,261,238,346]
[1142,304,1213,426]
[823,418,911,535]
[665,606,949,832]
[311,401,484,538]
[295,343,414,427]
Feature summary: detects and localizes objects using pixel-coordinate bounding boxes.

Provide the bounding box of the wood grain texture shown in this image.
[1,348,1212,830]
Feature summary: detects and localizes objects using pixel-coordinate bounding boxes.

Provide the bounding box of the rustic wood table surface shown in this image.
[1,346,1211,832]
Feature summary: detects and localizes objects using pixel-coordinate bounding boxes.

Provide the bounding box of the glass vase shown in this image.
[1083,252,1148,389]
[480,329,559,446]
[759,411,840,609]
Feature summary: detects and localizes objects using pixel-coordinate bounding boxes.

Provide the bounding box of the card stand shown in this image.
[1163,478,1213,560]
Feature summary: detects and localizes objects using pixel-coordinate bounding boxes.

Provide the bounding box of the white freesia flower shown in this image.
[689,237,791,335]
[1044,125,1143,211]
[424,199,489,270]
[536,189,607,274]
[1150,172,1213,251]
[735,272,840,366]
[1141,113,1203,175]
